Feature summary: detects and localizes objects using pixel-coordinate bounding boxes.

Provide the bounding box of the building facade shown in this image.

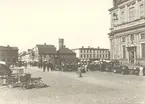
[72,47,110,61]
[57,47,77,64]
[33,43,57,64]
[109,0,145,65]
[0,45,18,64]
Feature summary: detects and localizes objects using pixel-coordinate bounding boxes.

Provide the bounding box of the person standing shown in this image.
[43,61,46,72]
[47,62,50,72]
[77,64,82,77]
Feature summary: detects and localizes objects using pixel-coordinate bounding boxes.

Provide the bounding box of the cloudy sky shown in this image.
[0,0,112,52]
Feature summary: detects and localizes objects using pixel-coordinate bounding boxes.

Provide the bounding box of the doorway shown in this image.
[128,47,136,64]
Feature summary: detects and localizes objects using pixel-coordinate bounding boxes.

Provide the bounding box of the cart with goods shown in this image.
[1,67,48,89]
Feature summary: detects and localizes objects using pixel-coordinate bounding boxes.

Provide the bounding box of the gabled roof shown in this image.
[36,44,57,54]
[58,47,76,55]
[0,46,18,51]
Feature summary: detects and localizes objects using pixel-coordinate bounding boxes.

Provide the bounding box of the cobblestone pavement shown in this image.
[0,67,145,104]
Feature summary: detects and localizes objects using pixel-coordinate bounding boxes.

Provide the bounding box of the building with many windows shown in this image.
[108,0,145,65]
[72,47,110,61]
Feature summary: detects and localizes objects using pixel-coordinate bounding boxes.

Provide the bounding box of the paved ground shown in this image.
[0,67,145,104]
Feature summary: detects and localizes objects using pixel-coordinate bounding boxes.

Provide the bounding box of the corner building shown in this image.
[109,0,145,65]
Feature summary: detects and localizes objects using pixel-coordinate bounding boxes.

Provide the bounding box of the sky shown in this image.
[0,0,112,52]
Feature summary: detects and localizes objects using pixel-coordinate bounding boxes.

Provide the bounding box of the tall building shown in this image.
[72,46,110,61]
[108,0,145,65]
[57,39,77,64]
[59,38,64,49]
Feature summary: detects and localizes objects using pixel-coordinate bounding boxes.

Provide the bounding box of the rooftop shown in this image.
[58,47,76,55]
[0,46,18,51]
[36,44,57,54]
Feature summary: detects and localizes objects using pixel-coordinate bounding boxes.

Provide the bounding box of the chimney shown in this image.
[98,46,100,49]
[7,45,10,47]
[88,46,90,48]
[44,43,46,45]
[82,46,84,48]
[59,38,64,49]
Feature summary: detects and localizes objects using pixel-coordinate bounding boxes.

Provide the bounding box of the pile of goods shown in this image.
[0,67,48,89]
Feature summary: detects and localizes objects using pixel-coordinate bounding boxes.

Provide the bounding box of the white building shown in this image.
[72,46,110,61]
[108,0,145,65]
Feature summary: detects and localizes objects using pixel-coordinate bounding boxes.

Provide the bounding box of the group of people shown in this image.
[38,61,54,72]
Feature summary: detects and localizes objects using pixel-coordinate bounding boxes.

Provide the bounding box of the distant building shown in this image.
[33,43,57,63]
[0,45,18,64]
[20,49,33,62]
[108,0,145,64]
[57,47,76,64]
[72,46,110,61]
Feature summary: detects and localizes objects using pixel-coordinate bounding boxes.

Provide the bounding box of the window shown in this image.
[120,8,125,23]
[140,3,144,18]
[141,33,145,39]
[122,37,126,42]
[130,34,134,41]
[129,6,135,21]
[93,54,95,58]
[80,54,82,58]
[141,43,145,58]
[81,50,84,53]
[87,54,89,58]
[97,54,99,58]
[123,45,126,59]
[91,50,94,53]
[84,54,86,58]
